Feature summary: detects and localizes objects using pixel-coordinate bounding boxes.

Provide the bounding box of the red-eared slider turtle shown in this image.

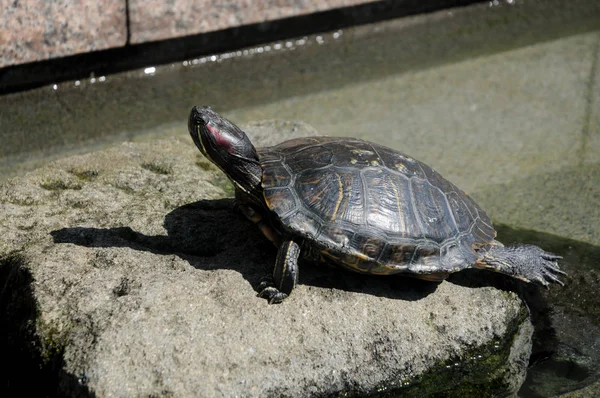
[189,106,565,304]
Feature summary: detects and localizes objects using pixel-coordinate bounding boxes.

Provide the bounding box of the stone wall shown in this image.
[0,0,376,68]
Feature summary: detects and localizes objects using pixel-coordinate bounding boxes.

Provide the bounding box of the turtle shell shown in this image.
[257,137,496,276]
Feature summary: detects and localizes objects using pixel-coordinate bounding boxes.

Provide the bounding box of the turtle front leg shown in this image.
[258,240,300,304]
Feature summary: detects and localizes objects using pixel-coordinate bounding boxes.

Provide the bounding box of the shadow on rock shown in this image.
[51,198,438,302]
[0,252,94,398]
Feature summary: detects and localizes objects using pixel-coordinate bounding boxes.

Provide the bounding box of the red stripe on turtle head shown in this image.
[206,123,234,153]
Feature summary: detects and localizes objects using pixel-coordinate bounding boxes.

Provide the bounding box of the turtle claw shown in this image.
[534,275,552,289]
[541,267,566,287]
[534,257,566,287]
[257,275,275,292]
[257,284,288,304]
[258,288,288,304]
[526,251,567,287]
[541,251,563,261]
[521,259,566,288]
[257,277,287,304]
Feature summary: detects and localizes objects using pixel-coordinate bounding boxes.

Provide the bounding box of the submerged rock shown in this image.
[1,120,533,397]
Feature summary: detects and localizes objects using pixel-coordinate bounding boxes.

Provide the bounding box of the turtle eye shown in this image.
[197,116,208,127]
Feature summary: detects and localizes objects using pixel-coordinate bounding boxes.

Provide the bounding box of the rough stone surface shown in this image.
[128,0,377,44]
[0,120,533,397]
[559,380,600,398]
[0,0,127,68]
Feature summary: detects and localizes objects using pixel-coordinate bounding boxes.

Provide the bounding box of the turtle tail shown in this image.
[475,241,566,287]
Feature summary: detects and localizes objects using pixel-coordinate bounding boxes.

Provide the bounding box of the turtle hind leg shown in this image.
[258,240,300,304]
[475,243,566,287]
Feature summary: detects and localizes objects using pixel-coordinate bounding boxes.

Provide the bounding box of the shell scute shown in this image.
[262,164,292,189]
[410,177,460,242]
[264,188,297,218]
[317,225,353,251]
[294,168,364,225]
[362,169,416,237]
[281,210,321,240]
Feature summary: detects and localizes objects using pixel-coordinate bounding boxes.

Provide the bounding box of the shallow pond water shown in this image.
[1,0,599,395]
[493,225,600,396]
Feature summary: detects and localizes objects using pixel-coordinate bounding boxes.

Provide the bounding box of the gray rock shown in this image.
[0,120,533,397]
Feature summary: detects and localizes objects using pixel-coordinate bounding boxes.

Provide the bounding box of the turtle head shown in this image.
[188,106,262,199]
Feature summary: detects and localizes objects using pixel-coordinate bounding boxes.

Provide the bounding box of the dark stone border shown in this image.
[0,0,484,95]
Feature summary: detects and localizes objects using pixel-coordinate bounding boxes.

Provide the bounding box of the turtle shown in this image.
[188,106,565,304]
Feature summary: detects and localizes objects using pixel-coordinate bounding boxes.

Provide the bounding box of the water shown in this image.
[493,225,600,396]
[1,0,599,395]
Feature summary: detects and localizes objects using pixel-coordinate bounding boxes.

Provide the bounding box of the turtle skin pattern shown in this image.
[258,137,496,276]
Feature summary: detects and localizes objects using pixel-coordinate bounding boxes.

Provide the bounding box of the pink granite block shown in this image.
[129,0,378,44]
[0,0,126,68]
